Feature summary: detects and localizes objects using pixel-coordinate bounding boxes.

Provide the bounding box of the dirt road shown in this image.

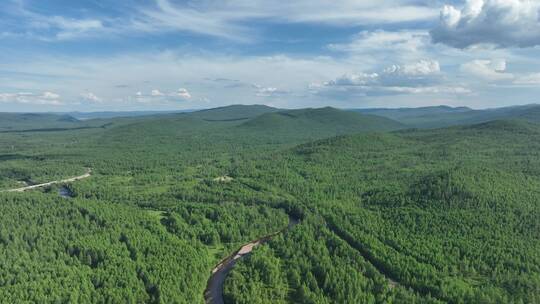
[2,168,92,193]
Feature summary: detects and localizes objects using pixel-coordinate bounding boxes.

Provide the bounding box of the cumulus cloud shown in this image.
[385,86,471,95]
[320,59,469,97]
[514,73,540,85]
[460,59,514,81]
[326,60,441,88]
[172,88,191,100]
[255,86,289,97]
[135,88,192,102]
[5,49,537,110]
[326,73,380,87]
[387,59,440,76]
[80,92,102,103]
[431,0,540,48]
[460,58,540,86]
[151,89,165,96]
[460,59,540,87]
[41,91,61,100]
[0,91,63,105]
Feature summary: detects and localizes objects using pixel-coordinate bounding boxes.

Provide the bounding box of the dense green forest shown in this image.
[0,105,539,303]
[356,104,540,128]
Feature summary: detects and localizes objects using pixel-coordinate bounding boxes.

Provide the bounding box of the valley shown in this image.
[0,105,539,303]
[205,217,299,304]
[3,1,540,303]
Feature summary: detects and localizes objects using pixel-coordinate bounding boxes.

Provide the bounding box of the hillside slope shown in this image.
[355,104,540,128]
[186,104,280,122]
[357,105,471,121]
[239,107,404,138]
[1,106,539,303]
[224,119,540,303]
[0,113,81,131]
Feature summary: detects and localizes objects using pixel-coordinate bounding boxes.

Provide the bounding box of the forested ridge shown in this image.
[222,121,540,303]
[0,106,539,303]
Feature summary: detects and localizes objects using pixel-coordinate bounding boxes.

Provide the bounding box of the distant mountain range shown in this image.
[185,104,279,121]
[2,104,539,133]
[353,104,540,128]
[66,110,194,120]
[0,113,85,131]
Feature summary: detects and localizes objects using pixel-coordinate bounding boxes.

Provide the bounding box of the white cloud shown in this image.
[172,88,191,100]
[135,88,192,102]
[266,1,438,25]
[49,17,103,32]
[0,91,63,105]
[326,73,380,87]
[134,88,192,104]
[3,0,107,41]
[386,59,440,76]
[460,59,514,81]
[255,86,288,97]
[431,0,540,48]
[151,89,164,96]
[3,0,438,42]
[385,86,471,94]
[2,2,540,111]
[127,0,438,41]
[321,59,468,97]
[137,0,249,41]
[326,60,441,88]
[80,92,102,103]
[329,30,429,54]
[514,73,540,85]
[42,91,61,100]
[326,30,447,72]
[0,93,19,103]
[460,59,540,86]
[53,19,104,40]
[2,49,538,110]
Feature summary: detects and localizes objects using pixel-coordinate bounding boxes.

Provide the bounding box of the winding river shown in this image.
[204,217,299,304]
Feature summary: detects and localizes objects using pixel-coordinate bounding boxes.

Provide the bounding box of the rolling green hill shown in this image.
[357,105,472,121]
[186,104,280,122]
[461,119,540,134]
[223,119,540,304]
[355,104,540,128]
[0,113,82,131]
[67,110,191,120]
[94,106,405,150]
[238,107,404,138]
[489,104,540,123]
[0,105,539,303]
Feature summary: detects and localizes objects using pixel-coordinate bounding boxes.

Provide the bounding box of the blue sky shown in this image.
[1,0,540,112]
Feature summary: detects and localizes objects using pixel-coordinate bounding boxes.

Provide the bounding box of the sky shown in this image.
[1,0,540,112]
